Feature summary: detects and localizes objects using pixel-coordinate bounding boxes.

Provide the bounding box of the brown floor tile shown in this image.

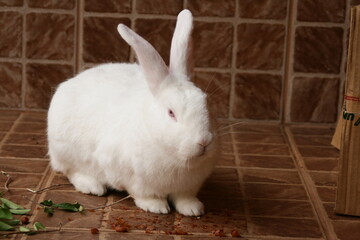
[201,197,245,214]
[0,121,14,131]
[244,183,308,200]
[199,181,243,199]
[13,122,46,134]
[316,186,336,202]
[18,231,99,240]
[103,234,174,240]
[178,212,247,235]
[111,191,138,210]
[0,111,20,121]
[249,217,322,238]
[220,142,234,154]
[0,145,48,158]
[232,124,282,134]
[107,210,176,232]
[293,135,333,146]
[0,158,48,173]
[309,171,337,187]
[233,133,285,144]
[239,155,295,169]
[19,112,47,123]
[50,173,76,191]
[216,154,236,166]
[0,173,43,188]
[333,221,360,240]
[290,126,335,136]
[0,110,20,121]
[298,146,339,158]
[238,75,277,116]
[0,188,37,208]
[241,169,302,184]
[0,132,5,141]
[207,168,239,182]
[33,191,106,228]
[217,133,232,143]
[303,157,339,171]
[247,199,314,218]
[236,143,290,156]
[85,0,131,13]
[5,133,47,145]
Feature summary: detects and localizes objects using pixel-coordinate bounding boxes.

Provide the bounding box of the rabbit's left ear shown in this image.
[117,24,169,95]
[169,9,193,78]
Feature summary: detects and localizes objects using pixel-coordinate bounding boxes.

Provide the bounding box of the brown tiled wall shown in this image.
[0,0,356,123]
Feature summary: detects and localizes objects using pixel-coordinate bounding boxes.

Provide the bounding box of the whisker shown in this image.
[214,131,245,137]
[205,72,216,93]
[207,81,232,99]
[215,121,246,132]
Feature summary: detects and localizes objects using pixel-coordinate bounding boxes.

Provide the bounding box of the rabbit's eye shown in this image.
[168,109,177,121]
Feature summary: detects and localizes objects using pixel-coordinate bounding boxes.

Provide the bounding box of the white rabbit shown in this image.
[47,9,218,216]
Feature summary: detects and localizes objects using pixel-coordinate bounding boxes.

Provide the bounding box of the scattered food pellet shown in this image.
[90,228,99,234]
[231,229,240,237]
[169,229,188,235]
[20,216,29,224]
[115,226,128,232]
[212,229,226,237]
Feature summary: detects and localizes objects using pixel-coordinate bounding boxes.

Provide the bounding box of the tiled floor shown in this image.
[0,110,359,240]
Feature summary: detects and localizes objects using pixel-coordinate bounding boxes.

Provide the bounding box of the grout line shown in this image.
[99,195,112,229]
[228,0,239,119]
[282,0,297,123]
[296,21,347,28]
[230,124,251,234]
[0,57,74,65]
[75,0,84,73]
[283,126,337,240]
[129,0,137,62]
[0,7,74,14]
[292,72,343,79]
[21,3,27,110]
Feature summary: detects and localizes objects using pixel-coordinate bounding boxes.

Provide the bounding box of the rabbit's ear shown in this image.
[169,9,193,78]
[118,24,168,95]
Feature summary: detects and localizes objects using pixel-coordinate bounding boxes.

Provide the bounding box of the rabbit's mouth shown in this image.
[196,145,207,157]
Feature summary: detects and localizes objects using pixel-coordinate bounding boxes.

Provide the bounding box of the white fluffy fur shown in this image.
[47,9,218,216]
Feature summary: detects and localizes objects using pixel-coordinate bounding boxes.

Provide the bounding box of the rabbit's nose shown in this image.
[198,137,211,148]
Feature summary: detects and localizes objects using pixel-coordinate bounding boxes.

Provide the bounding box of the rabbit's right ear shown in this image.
[169,9,193,78]
[117,24,168,95]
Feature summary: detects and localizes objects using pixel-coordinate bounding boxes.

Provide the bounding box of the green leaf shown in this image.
[0,221,13,231]
[0,198,24,210]
[9,209,30,215]
[44,207,54,216]
[0,208,12,220]
[52,202,82,212]
[19,226,30,232]
[33,222,45,231]
[40,200,53,207]
[3,219,20,226]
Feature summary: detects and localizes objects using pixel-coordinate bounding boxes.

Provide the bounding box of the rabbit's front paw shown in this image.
[69,173,106,196]
[135,197,170,214]
[173,197,204,216]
